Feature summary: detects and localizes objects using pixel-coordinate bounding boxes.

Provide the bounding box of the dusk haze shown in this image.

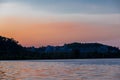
[0,0,120,47]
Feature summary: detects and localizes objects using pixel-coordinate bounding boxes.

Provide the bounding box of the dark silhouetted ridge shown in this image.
[0,36,120,60]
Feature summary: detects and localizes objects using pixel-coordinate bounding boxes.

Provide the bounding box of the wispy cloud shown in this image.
[0,1,120,26]
[0,2,35,16]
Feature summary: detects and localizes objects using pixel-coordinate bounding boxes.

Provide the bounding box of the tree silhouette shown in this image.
[0,36,120,60]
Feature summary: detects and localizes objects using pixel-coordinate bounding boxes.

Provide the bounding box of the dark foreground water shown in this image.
[0,59,120,80]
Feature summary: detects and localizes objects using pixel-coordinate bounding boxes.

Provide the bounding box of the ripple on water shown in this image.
[0,59,120,80]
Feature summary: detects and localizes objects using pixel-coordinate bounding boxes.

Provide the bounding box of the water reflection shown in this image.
[0,59,120,80]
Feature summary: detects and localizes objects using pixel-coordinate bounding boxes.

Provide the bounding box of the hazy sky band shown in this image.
[0,0,120,25]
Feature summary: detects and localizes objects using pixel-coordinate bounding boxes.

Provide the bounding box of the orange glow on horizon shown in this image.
[0,17,120,47]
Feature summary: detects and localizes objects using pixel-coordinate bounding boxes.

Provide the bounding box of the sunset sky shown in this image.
[0,0,120,47]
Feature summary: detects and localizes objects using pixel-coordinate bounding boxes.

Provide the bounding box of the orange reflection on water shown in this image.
[0,60,120,80]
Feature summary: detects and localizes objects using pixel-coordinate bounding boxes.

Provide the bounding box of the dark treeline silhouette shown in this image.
[0,36,39,60]
[0,36,120,60]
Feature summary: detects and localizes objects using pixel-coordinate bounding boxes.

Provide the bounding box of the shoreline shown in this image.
[0,58,120,62]
[0,58,120,61]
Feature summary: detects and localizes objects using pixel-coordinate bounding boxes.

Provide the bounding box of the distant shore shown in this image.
[0,58,120,61]
[0,36,120,60]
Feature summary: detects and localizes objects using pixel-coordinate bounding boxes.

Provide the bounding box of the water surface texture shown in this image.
[0,59,120,80]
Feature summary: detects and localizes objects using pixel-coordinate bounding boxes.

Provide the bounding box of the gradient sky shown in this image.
[0,0,120,47]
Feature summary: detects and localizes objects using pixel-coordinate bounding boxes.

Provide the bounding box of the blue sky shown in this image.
[0,0,120,14]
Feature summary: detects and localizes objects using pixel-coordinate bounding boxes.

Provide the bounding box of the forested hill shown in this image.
[0,36,37,60]
[0,36,22,51]
[0,36,120,60]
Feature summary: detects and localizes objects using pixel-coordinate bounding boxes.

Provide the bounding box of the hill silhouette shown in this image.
[0,36,120,60]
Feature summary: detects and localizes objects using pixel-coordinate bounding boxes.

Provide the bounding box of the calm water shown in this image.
[0,59,120,80]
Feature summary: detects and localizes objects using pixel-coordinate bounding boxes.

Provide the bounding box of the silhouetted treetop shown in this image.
[0,36,22,51]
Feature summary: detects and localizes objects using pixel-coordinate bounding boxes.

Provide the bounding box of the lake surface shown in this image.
[0,59,120,80]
